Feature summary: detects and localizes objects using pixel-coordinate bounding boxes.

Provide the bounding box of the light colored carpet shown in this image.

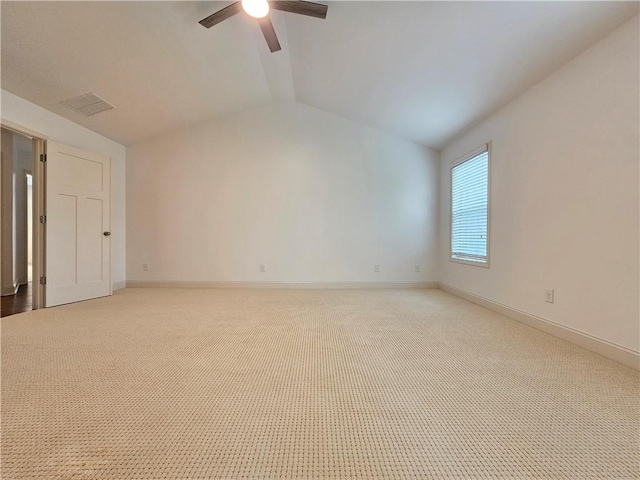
[1,288,638,479]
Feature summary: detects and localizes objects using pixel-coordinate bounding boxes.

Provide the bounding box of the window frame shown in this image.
[449,142,491,268]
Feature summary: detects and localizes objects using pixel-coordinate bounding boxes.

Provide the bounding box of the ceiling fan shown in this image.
[199,0,328,53]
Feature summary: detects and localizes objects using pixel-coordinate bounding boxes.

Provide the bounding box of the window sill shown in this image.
[449,257,490,268]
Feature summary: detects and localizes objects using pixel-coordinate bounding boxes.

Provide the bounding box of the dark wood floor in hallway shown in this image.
[1,283,32,317]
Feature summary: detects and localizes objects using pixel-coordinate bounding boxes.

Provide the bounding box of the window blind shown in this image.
[451,148,489,264]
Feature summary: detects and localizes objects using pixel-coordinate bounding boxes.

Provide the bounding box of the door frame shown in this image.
[0,120,46,310]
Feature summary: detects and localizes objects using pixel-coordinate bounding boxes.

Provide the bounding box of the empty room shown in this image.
[1,1,638,478]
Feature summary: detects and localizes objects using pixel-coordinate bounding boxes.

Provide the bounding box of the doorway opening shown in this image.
[27,173,33,284]
[1,127,44,317]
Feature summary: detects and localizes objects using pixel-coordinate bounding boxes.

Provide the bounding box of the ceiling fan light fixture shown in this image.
[241,0,269,18]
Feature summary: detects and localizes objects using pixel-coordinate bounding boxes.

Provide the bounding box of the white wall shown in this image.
[1,90,127,288]
[127,102,439,284]
[438,16,639,352]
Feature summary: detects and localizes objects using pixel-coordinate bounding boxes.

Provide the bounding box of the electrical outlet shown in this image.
[374,265,380,273]
[259,264,266,273]
[545,289,554,303]
[415,265,421,273]
[142,263,149,272]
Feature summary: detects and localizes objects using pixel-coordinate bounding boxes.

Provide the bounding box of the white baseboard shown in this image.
[1,283,19,296]
[112,281,127,291]
[438,283,639,370]
[126,280,439,290]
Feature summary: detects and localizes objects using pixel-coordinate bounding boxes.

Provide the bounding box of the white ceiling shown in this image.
[1,1,274,145]
[2,2,638,149]
[287,1,639,148]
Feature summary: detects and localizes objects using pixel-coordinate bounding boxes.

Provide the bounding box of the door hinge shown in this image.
[39,215,46,224]
[39,276,46,285]
[40,153,47,162]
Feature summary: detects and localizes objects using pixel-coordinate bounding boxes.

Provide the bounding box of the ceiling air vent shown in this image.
[61,93,114,117]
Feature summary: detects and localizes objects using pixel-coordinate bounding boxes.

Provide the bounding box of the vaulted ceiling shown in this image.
[2,1,638,148]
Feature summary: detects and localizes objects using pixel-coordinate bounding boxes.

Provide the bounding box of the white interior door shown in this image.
[45,141,110,307]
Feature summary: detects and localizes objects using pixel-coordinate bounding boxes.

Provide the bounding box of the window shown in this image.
[450,144,489,266]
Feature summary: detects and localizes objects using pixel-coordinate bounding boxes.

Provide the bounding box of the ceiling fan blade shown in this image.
[199,2,242,28]
[270,1,328,20]
[258,17,282,52]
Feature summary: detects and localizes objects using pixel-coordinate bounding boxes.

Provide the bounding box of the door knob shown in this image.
[103,232,111,237]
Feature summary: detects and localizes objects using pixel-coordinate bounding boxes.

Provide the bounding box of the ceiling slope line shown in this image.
[251,11,296,102]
